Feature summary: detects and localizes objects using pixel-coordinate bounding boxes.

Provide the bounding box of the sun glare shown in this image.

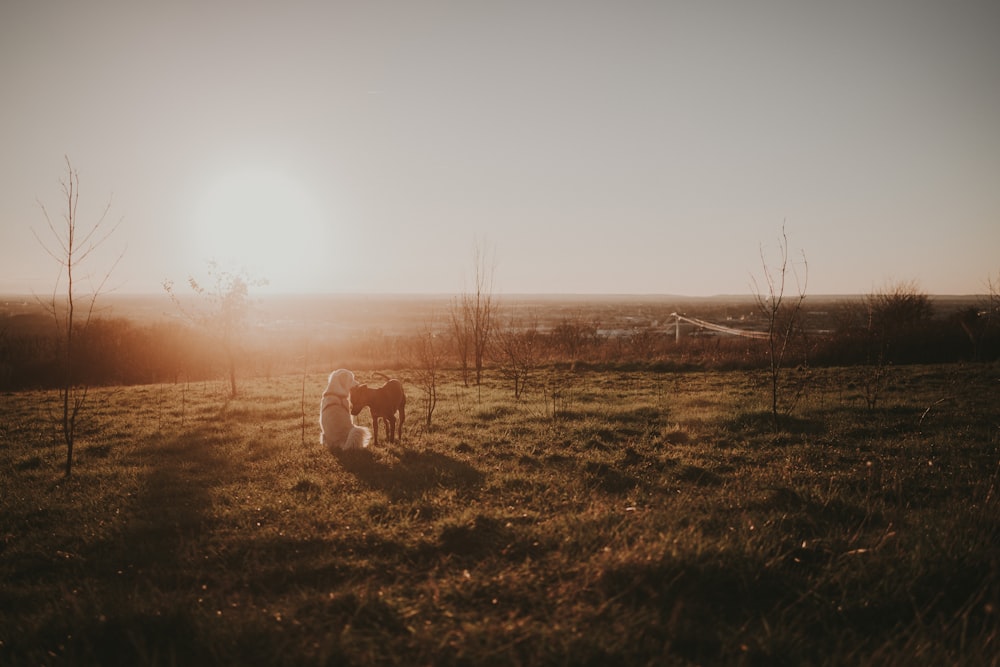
[191,168,332,290]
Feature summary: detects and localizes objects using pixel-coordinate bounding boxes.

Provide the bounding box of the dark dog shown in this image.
[350,378,406,446]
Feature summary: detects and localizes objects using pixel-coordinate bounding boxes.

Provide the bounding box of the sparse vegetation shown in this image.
[2,363,998,665]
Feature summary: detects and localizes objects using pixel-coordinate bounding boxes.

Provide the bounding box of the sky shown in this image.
[2,0,998,297]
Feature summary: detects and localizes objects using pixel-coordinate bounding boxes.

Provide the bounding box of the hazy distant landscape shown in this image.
[3,290,987,328]
[2,291,992,392]
[1,290,987,339]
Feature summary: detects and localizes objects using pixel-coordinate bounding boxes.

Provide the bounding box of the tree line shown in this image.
[2,287,997,394]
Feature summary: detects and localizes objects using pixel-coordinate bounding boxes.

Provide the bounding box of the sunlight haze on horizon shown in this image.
[1,1,998,297]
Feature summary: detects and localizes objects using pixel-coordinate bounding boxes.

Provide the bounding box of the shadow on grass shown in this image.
[37,612,211,667]
[438,514,515,558]
[44,426,246,665]
[595,553,794,664]
[333,446,485,501]
[674,463,723,487]
[124,427,241,564]
[748,486,872,534]
[219,532,413,595]
[719,411,827,439]
[584,460,639,493]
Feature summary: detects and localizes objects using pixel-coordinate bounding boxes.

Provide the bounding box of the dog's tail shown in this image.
[344,425,372,450]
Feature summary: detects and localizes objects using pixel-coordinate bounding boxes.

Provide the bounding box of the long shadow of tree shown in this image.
[56,426,246,665]
[129,427,239,564]
[333,446,485,502]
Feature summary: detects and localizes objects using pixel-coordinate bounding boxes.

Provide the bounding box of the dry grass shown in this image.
[1,364,998,665]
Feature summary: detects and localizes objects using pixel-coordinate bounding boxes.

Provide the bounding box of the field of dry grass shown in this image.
[2,363,998,665]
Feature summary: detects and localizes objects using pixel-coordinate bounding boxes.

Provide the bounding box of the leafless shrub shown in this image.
[541,369,575,420]
[449,297,473,387]
[549,315,600,361]
[409,320,446,428]
[495,312,541,400]
[857,280,932,409]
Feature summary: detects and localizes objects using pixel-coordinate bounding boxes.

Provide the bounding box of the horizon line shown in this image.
[1,290,991,300]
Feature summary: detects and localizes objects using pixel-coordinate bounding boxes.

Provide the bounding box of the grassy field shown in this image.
[2,364,998,665]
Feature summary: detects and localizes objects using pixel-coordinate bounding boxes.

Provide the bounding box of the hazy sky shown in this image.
[2,0,998,296]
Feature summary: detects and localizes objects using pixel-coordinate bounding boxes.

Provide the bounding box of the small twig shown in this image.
[918,397,950,427]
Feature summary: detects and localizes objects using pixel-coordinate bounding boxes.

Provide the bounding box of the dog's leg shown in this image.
[397,405,405,444]
[387,414,396,443]
[369,412,379,447]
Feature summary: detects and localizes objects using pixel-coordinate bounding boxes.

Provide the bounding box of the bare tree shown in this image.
[164,262,266,398]
[470,239,497,386]
[495,310,541,400]
[449,297,473,387]
[410,319,446,428]
[975,272,1000,360]
[751,224,808,431]
[33,157,123,476]
[300,340,310,446]
[989,272,1000,320]
[452,238,496,388]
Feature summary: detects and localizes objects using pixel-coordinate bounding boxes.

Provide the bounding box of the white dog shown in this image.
[320,369,371,450]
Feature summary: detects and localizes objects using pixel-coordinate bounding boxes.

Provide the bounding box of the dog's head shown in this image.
[349,384,370,415]
[325,369,358,398]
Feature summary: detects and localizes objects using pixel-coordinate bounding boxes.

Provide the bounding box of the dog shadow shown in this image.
[332,446,484,501]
